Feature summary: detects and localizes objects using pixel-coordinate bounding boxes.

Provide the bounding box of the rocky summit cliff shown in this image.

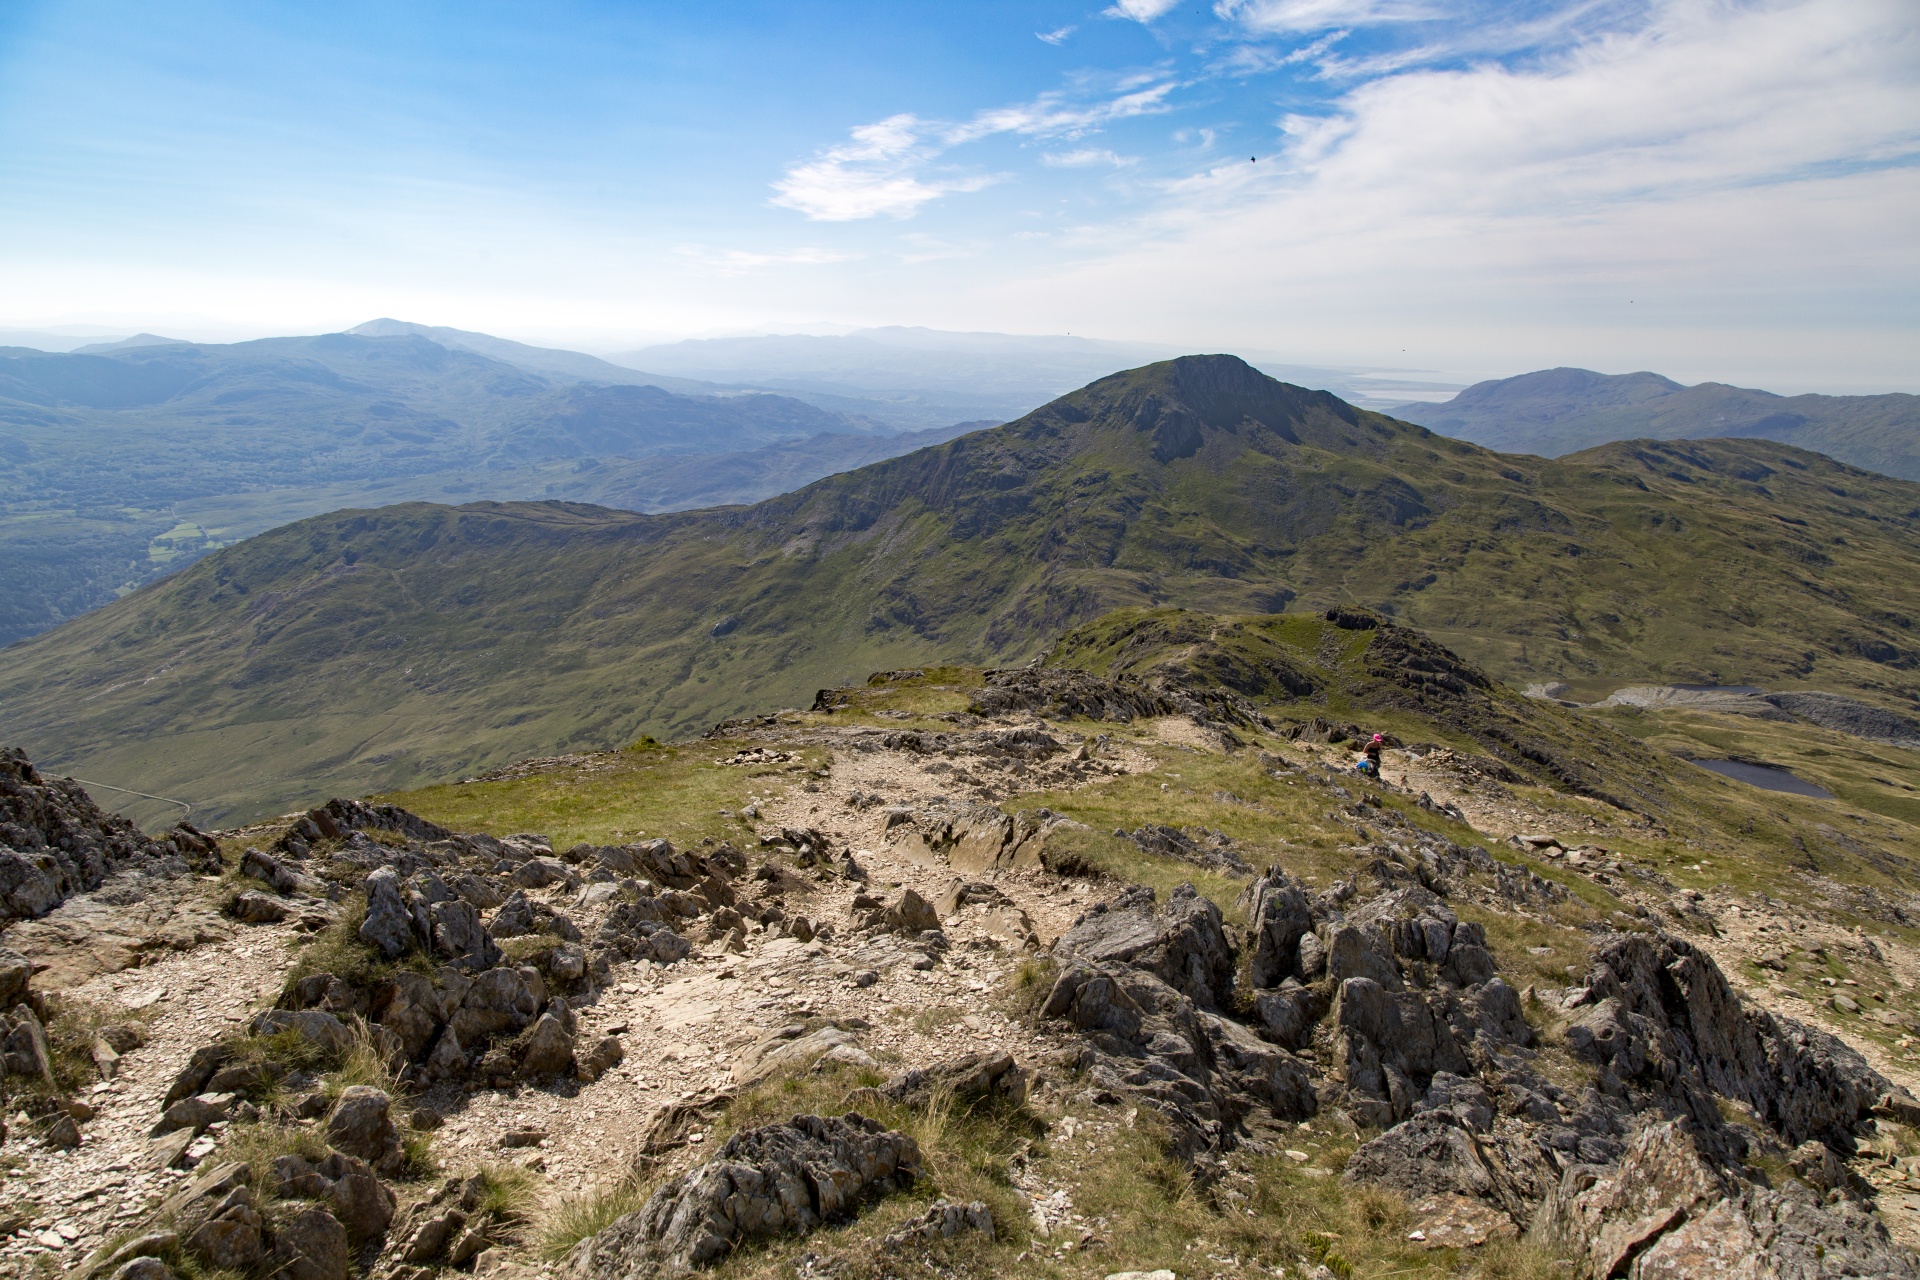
[4,356,1918,828]
[3,606,1919,1280]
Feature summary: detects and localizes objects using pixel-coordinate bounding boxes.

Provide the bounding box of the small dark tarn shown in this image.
[1689,758,1832,799]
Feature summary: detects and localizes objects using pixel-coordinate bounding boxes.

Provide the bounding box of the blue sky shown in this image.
[1,0,1916,389]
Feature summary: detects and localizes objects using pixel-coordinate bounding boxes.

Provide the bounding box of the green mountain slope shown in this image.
[1399,366,1920,479]
[4,355,1918,825]
[0,331,893,644]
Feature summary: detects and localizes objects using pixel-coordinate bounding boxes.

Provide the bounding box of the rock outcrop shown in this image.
[1,746,195,920]
[566,1114,921,1276]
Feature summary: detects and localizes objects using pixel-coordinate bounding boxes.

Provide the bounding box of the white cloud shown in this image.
[775,81,1177,220]
[1215,0,1435,33]
[1105,0,1181,22]
[978,0,1920,386]
[1037,25,1076,44]
[770,114,997,221]
[1043,148,1138,167]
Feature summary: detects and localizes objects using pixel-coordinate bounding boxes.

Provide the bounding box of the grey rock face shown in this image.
[1344,1113,1528,1224]
[1245,867,1313,988]
[520,1008,577,1076]
[270,1205,351,1280]
[2,1004,54,1083]
[326,1086,403,1175]
[359,866,415,958]
[1538,1119,1918,1280]
[0,944,30,1007]
[874,1051,1029,1109]
[1041,887,1318,1159]
[1,746,180,920]
[567,1113,920,1276]
[231,890,289,923]
[1054,883,1236,1011]
[1565,932,1888,1147]
[251,1008,354,1058]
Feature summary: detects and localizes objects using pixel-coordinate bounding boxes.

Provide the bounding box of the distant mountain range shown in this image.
[6,354,1916,824]
[1396,367,1920,479]
[0,328,980,645]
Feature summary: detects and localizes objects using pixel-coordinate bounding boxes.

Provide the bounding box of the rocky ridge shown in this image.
[3,638,1919,1280]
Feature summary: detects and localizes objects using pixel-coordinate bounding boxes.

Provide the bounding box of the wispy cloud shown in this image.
[1037,25,1076,45]
[1043,148,1138,167]
[774,81,1178,220]
[1214,0,1436,33]
[1105,0,1181,22]
[771,115,998,221]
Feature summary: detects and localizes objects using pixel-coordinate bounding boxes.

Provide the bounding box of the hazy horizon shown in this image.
[2,1,1916,395]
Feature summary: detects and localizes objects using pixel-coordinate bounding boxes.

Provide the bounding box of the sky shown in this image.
[0,0,1915,391]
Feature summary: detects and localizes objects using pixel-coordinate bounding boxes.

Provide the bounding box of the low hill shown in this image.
[4,355,1918,824]
[1399,366,1920,479]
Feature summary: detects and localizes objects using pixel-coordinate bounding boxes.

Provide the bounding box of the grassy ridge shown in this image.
[4,356,1918,825]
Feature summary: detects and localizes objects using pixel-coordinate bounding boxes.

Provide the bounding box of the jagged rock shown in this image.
[1539,1119,1917,1280]
[231,890,289,923]
[164,1044,231,1106]
[565,1113,921,1276]
[1038,876,1336,1157]
[521,1005,577,1076]
[184,1186,266,1271]
[1564,932,1888,1147]
[1125,825,1253,876]
[866,888,940,935]
[1244,867,1313,988]
[873,1051,1030,1108]
[270,1151,397,1241]
[326,1085,404,1175]
[360,867,416,958]
[150,1093,232,1137]
[0,944,33,1007]
[1054,883,1235,1011]
[513,856,579,889]
[449,966,539,1043]
[1344,1113,1528,1225]
[881,1200,994,1249]
[271,1205,352,1280]
[429,896,503,970]
[733,1023,866,1085]
[371,971,444,1060]
[252,1008,355,1058]
[239,847,323,896]
[2,1004,54,1083]
[1,746,181,920]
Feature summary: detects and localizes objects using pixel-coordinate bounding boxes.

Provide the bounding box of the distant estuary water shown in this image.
[1690,758,1833,799]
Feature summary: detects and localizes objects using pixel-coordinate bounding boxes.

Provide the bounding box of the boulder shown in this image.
[1244,867,1313,988]
[372,971,444,1061]
[733,1024,867,1086]
[184,1190,266,1272]
[231,890,289,924]
[873,1051,1029,1109]
[359,867,416,958]
[110,1260,174,1280]
[1344,1113,1527,1225]
[429,897,503,970]
[270,1151,397,1241]
[326,1085,404,1175]
[2,1005,53,1083]
[271,1205,352,1280]
[251,1008,354,1058]
[513,856,579,889]
[868,888,940,935]
[576,1035,626,1083]
[0,944,30,1007]
[520,1010,577,1076]
[449,965,539,1043]
[1054,883,1235,1011]
[565,1114,920,1276]
[1566,932,1888,1147]
[1538,1119,1918,1280]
